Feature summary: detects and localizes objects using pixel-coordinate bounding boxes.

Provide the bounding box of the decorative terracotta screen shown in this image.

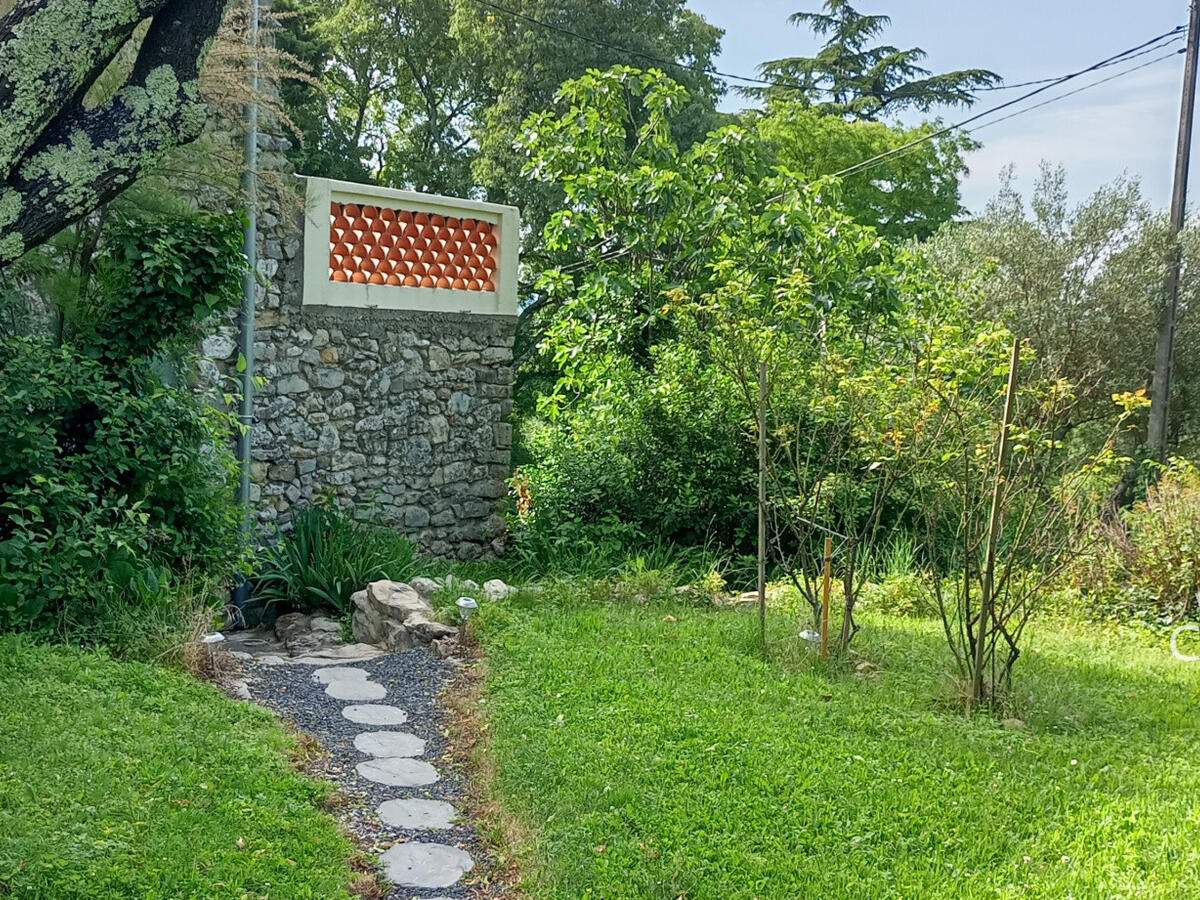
[303,177,519,315]
[328,203,499,292]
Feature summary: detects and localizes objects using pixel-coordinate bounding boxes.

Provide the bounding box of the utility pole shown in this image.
[1147,0,1200,461]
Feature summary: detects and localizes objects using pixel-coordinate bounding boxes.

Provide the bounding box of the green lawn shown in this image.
[0,636,354,900]
[475,588,1200,899]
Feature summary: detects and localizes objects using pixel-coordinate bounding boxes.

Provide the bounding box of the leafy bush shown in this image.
[0,212,247,649]
[80,214,246,362]
[256,504,418,614]
[0,336,242,635]
[1084,462,1200,622]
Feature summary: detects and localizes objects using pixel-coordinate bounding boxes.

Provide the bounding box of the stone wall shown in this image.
[204,176,516,559]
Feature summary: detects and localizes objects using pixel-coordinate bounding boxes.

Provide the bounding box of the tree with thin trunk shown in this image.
[0,0,227,269]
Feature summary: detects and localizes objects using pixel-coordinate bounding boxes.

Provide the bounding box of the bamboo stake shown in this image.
[821,535,832,659]
[974,337,1021,706]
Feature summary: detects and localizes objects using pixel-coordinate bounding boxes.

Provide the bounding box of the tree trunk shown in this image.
[0,0,227,268]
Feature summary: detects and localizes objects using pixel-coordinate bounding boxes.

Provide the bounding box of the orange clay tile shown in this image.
[329,203,500,292]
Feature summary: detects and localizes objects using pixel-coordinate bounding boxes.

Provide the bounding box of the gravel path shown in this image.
[247,649,487,899]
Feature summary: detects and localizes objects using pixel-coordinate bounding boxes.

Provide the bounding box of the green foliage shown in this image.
[750,0,1000,116]
[0,635,355,898]
[0,211,246,650]
[279,0,724,238]
[81,213,246,362]
[0,336,242,636]
[924,165,1200,448]
[755,102,974,240]
[1084,461,1200,623]
[255,503,418,614]
[475,588,1200,897]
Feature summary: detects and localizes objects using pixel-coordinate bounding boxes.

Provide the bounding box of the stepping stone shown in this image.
[356,757,439,787]
[325,679,387,701]
[353,730,425,758]
[379,842,473,888]
[377,798,456,830]
[342,704,408,726]
[313,666,370,683]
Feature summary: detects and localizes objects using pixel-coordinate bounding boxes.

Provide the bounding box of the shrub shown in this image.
[1085,462,1200,622]
[0,211,247,650]
[255,504,418,615]
[0,337,242,635]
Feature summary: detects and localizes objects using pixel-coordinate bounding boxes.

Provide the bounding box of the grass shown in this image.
[471,584,1200,899]
[0,635,356,900]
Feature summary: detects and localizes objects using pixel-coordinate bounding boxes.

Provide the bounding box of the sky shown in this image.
[688,0,1193,215]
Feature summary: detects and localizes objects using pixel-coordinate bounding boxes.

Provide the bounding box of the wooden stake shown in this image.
[820,536,832,659]
[975,337,1020,706]
[757,360,767,652]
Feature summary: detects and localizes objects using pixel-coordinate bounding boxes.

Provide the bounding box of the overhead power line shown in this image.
[967,48,1184,137]
[833,26,1188,180]
[974,36,1185,90]
[466,0,1183,115]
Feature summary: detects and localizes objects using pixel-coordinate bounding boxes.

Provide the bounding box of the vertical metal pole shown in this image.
[820,536,831,660]
[1148,0,1200,460]
[232,0,260,614]
[757,360,767,652]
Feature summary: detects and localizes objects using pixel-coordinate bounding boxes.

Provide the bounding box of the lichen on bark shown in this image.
[0,0,224,269]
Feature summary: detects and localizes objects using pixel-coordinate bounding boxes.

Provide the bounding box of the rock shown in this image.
[482,578,515,601]
[353,730,426,757]
[376,798,456,830]
[274,612,310,644]
[403,612,457,642]
[356,757,439,787]
[380,842,472,889]
[350,580,460,650]
[226,678,252,700]
[342,704,409,726]
[325,678,387,701]
[274,611,346,656]
[409,576,441,600]
[202,334,237,360]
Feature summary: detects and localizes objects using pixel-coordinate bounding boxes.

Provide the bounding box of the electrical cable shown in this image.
[833,25,1187,180]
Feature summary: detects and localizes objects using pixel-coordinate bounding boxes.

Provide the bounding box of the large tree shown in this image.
[924,165,1200,453]
[0,0,227,268]
[754,102,974,240]
[750,0,999,118]
[454,0,724,209]
[276,0,482,194]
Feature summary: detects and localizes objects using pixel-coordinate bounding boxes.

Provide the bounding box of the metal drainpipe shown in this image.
[232,0,260,617]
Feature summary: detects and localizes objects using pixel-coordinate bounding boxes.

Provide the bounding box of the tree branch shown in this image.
[0,0,225,267]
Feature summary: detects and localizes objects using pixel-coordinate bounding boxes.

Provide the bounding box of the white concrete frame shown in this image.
[302,176,520,317]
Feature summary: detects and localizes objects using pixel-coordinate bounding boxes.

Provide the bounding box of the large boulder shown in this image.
[351,580,452,651]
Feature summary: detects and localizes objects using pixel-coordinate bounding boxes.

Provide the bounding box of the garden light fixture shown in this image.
[456,596,478,644]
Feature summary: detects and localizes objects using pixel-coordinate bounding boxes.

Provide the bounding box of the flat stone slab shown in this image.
[325,679,387,701]
[377,798,456,830]
[356,757,439,787]
[353,730,426,758]
[379,842,473,888]
[313,666,370,683]
[342,704,408,726]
